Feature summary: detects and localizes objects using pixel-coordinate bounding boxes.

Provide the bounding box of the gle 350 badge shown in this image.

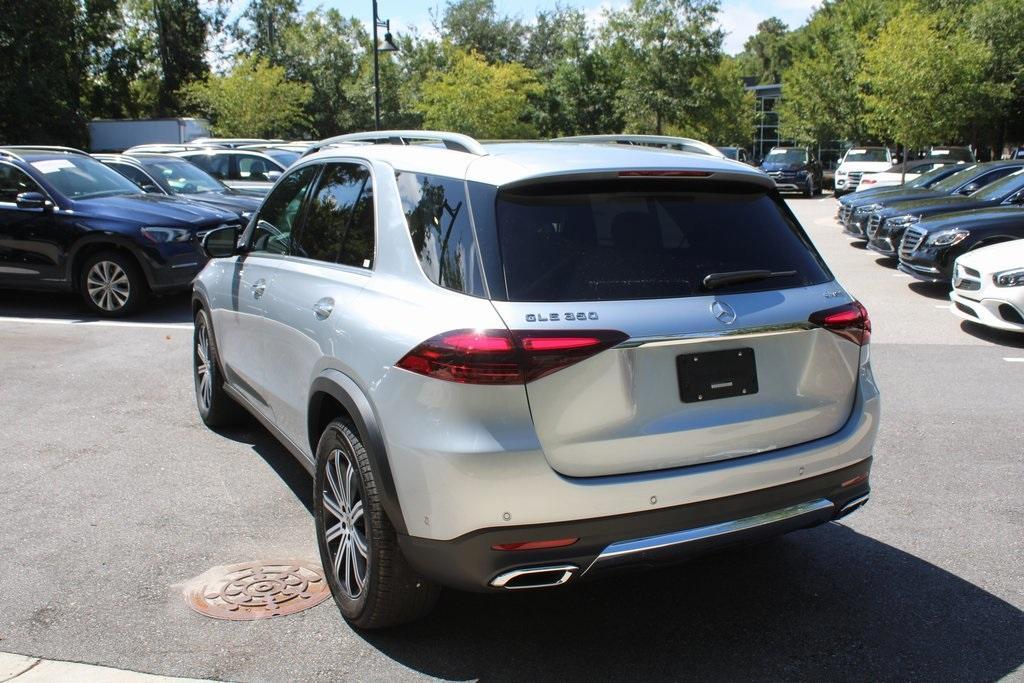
[525,312,600,322]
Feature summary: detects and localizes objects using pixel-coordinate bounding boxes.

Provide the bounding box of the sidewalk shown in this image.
[0,652,212,683]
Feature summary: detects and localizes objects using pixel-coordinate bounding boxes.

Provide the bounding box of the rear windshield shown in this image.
[494,181,830,302]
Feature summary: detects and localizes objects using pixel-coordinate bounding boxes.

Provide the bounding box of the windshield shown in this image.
[29,156,140,199]
[970,170,1024,200]
[765,148,807,164]
[139,158,225,194]
[844,148,889,163]
[495,180,830,302]
[930,165,980,193]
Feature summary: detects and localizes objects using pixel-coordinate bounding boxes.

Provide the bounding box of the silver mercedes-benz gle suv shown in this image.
[192,131,879,629]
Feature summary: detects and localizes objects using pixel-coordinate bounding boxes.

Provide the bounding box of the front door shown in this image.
[0,163,63,287]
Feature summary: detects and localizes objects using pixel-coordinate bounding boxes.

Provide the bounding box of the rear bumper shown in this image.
[399,458,871,592]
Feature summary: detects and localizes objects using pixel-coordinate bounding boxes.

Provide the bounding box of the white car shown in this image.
[950,240,1024,332]
[834,146,892,196]
[856,160,961,192]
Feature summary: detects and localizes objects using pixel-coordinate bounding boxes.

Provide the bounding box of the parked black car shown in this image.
[0,146,242,316]
[760,146,823,197]
[897,206,1024,282]
[841,161,1024,239]
[95,153,262,219]
[866,163,1024,256]
[716,146,750,164]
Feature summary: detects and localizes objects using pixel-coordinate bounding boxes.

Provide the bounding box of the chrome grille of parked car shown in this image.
[839,205,851,224]
[866,214,882,238]
[848,172,863,187]
[899,227,927,259]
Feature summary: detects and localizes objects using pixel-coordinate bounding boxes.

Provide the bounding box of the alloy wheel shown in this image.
[86,260,130,311]
[195,322,213,411]
[322,448,369,599]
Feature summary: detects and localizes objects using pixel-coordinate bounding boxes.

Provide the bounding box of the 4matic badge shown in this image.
[525,311,599,322]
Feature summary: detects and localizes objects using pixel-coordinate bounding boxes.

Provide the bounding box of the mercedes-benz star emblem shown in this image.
[710,300,737,324]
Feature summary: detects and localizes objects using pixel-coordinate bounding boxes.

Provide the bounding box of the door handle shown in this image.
[251,279,266,299]
[312,297,334,320]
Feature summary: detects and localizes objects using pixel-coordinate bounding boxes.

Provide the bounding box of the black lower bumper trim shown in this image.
[398,458,872,592]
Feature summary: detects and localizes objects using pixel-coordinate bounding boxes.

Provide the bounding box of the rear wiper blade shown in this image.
[702,269,798,290]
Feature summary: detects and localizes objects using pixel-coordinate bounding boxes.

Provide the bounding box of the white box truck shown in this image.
[87,118,211,152]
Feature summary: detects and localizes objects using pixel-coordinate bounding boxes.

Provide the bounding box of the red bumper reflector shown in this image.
[491,538,579,551]
[842,473,868,488]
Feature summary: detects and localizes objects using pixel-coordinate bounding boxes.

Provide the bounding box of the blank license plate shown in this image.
[676,348,758,403]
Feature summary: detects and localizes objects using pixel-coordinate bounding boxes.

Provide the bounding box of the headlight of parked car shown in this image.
[994,268,1024,287]
[140,226,193,243]
[889,214,921,226]
[928,229,970,246]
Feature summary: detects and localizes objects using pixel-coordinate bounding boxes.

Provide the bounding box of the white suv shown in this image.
[192,131,879,628]
[834,146,893,196]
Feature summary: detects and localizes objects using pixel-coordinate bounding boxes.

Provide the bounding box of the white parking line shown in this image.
[0,316,190,329]
[1004,357,1024,363]
[934,304,950,309]
[891,273,910,278]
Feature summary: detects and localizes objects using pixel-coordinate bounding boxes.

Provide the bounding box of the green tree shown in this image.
[0,0,85,145]
[415,49,542,138]
[860,5,997,175]
[737,17,791,84]
[181,55,311,137]
[776,0,898,145]
[601,0,723,135]
[678,56,754,145]
[234,0,299,65]
[435,0,525,63]
[153,0,208,114]
[968,0,1024,156]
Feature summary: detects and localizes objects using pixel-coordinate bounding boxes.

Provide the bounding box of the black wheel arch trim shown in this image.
[65,233,158,289]
[309,371,408,535]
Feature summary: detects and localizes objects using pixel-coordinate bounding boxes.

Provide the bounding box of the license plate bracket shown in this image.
[676,347,758,403]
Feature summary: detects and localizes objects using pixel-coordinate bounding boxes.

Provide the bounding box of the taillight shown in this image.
[395,329,628,385]
[491,538,579,551]
[809,301,871,346]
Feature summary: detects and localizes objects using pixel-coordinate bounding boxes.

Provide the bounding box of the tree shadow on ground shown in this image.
[959,320,1024,349]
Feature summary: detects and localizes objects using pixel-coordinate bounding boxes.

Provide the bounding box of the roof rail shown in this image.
[0,148,26,162]
[1,145,89,156]
[309,130,488,157]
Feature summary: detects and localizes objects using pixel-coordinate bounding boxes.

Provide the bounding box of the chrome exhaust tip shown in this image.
[837,493,870,517]
[490,564,578,590]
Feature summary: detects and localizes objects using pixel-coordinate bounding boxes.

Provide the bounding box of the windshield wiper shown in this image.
[702,269,798,290]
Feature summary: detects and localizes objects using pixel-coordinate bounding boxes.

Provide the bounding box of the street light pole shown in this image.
[373,0,381,130]
[372,1,399,131]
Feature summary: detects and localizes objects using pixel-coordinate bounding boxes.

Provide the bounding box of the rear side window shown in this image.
[0,164,42,202]
[397,172,484,296]
[494,180,830,302]
[237,155,279,181]
[187,154,229,180]
[297,163,375,268]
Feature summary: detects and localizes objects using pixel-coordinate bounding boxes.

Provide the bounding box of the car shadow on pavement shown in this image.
[959,320,1024,349]
[0,289,192,324]
[873,256,898,268]
[907,281,952,300]
[212,419,315,515]
[361,524,1024,681]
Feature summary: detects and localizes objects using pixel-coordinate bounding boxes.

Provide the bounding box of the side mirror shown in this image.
[266,170,282,181]
[141,183,161,194]
[959,182,980,195]
[16,191,51,210]
[201,225,241,259]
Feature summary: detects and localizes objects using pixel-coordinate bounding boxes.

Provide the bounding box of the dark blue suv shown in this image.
[0,146,243,316]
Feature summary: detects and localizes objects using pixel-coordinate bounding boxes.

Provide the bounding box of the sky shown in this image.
[310,0,820,55]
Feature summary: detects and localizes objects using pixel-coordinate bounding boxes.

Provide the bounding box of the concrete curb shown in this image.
[0,652,213,682]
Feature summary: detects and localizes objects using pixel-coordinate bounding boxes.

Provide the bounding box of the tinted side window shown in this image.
[237,155,279,181]
[397,172,484,296]
[296,163,371,266]
[187,154,229,180]
[0,164,42,202]
[976,167,1020,187]
[110,164,156,191]
[249,166,318,255]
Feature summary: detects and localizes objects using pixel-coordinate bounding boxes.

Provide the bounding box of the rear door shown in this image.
[483,178,862,478]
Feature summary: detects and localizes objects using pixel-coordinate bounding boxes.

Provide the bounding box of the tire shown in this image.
[814,177,824,195]
[79,250,149,317]
[315,419,439,629]
[193,308,243,428]
[803,178,814,198]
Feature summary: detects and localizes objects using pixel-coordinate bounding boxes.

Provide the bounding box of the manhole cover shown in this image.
[185,560,332,620]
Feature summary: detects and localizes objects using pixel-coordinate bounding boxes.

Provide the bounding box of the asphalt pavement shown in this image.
[0,195,1021,682]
